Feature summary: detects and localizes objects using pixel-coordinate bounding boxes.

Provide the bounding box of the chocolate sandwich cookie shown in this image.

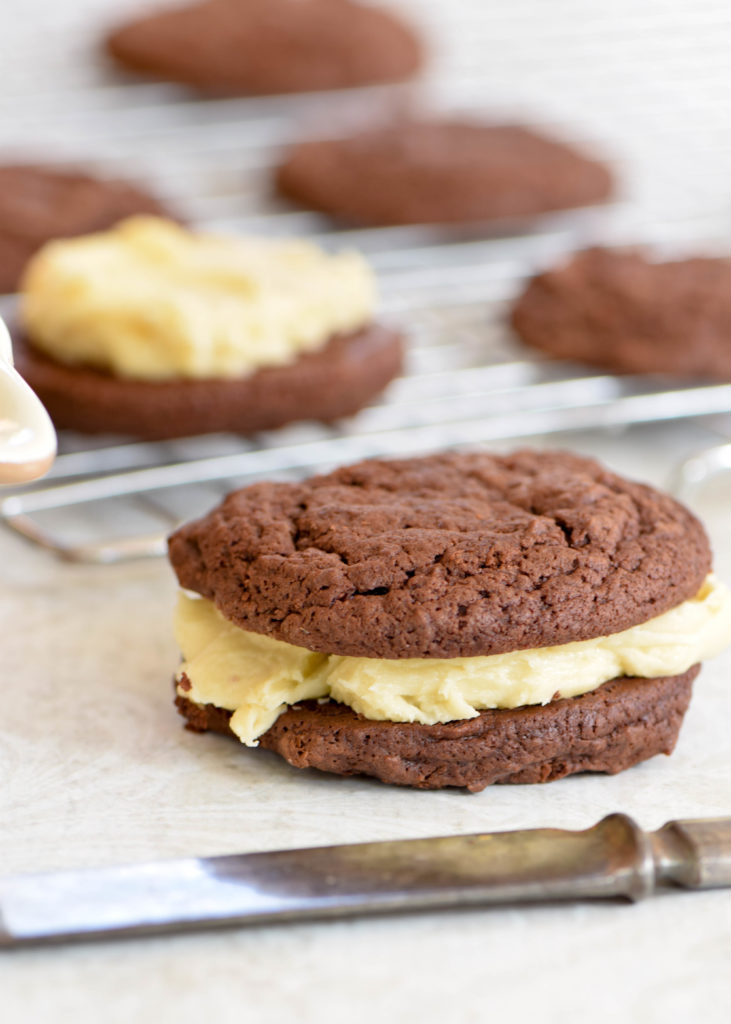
[15,325,402,440]
[0,164,171,294]
[105,0,423,95]
[17,216,400,439]
[511,246,731,378]
[275,120,614,226]
[169,450,730,790]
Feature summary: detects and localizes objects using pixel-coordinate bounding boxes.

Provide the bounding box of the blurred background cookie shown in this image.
[275,119,614,226]
[105,0,424,95]
[0,163,173,294]
[14,216,403,439]
[511,246,731,378]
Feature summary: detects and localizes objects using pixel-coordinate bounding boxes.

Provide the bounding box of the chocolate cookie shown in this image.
[275,120,614,226]
[0,164,172,294]
[169,450,710,659]
[176,667,698,791]
[511,246,731,378]
[14,324,403,440]
[106,0,423,95]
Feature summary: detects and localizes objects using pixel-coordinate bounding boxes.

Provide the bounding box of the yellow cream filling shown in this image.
[20,216,377,380]
[174,575,731,747]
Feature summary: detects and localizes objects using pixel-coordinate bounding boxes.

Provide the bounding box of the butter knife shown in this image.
[2,813,729,948]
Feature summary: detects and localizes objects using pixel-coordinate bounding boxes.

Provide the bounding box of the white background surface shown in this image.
[2,2,731,1021]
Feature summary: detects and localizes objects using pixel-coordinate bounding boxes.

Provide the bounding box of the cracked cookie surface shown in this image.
[168,450,710,658]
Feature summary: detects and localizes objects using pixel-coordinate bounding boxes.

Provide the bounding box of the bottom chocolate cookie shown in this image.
[175,667,698,791]
[14,323,403,440]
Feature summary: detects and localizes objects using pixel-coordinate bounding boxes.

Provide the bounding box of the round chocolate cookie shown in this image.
[105,0,423,95]
[169,450,711,659]
[176,666,698,791]
[0,164,172,294]
[14,324,403,440]
[275,120,614,226]
[511,246,731,378]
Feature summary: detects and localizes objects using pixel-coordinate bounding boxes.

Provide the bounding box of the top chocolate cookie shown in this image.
[275,120,614,226]
[106,0,423,95]
[168,450,711,659]
[512,246,731,378]
[0,164,171,294]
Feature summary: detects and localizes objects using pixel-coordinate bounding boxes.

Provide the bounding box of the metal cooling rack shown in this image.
[4,0,731,562]
[6,233,731,563]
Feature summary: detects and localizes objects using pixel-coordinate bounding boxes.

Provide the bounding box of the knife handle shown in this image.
[652,818,731,890]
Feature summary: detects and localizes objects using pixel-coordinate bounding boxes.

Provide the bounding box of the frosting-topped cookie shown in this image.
[169,450,711,660]
[16,219,400,439]
[21,217,376,380]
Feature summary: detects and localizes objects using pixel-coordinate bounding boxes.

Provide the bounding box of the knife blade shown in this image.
[2,813,730,948]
